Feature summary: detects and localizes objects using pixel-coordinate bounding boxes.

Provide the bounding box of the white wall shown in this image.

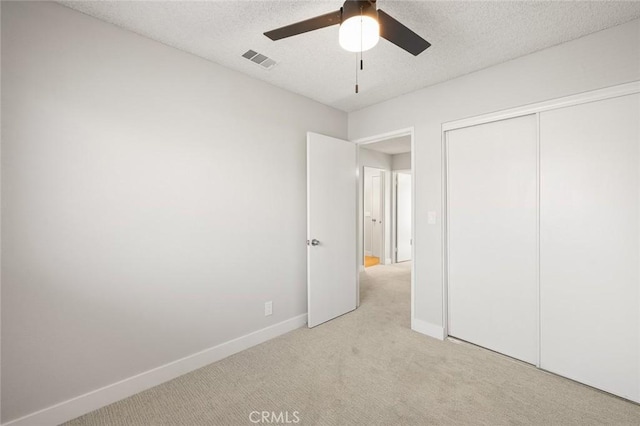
[349,19,640,332]
[390,154,411,264]
[393,171,412,263]
[392,153,411,171]
[1,2,346,423]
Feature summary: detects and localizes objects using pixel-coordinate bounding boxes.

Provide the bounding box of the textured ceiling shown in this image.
[363,135,411,154]
[57,1,640,112]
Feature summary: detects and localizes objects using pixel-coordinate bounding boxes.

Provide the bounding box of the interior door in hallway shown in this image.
[307,132,357,328]
[371,174,382,259]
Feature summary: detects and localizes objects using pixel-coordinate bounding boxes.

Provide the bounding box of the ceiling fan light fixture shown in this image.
[339,15,379,52]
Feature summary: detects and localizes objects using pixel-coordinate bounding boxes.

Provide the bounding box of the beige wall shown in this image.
[392,153,411,171]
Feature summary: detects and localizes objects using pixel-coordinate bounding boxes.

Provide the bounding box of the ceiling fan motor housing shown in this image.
[264,0,430,57]
[341,0,378,23]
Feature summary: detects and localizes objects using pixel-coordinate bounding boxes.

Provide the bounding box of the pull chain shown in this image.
[355,53,359,94]
[360,7,364,71]
[355,7,364,94]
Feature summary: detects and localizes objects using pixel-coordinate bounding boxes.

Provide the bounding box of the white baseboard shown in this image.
[411,318,445,340]
[3,314,308,426]
[385,258,392,265]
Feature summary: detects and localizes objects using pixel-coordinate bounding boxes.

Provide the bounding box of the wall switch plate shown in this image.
[265,301,273,316]
[428,211,437,225]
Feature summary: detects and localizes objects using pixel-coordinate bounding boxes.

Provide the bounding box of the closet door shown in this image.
[447,115,538,364]
[540,94,640,402]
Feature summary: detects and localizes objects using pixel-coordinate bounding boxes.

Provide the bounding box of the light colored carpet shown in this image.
[66,262,640,425]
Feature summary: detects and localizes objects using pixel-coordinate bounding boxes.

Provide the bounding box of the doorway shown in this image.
[355,129,415,324]
[305,128,415,329]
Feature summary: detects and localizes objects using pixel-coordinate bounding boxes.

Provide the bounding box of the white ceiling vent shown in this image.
[242,50,277,70]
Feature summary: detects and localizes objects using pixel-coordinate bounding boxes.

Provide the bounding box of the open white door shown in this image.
[371,174,382,259]
[307,132,357,328]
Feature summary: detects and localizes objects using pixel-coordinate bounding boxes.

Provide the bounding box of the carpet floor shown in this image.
[66,262,640,425]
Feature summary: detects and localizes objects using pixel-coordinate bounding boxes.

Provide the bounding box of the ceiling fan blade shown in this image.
[264,10,342,41]
[378,9,431,56]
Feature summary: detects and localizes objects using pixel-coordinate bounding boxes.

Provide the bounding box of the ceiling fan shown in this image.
[264,0,431,56]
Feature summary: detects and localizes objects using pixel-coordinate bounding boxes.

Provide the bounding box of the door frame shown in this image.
[440,80,640,364]
[393,169,411,263]
[362,166,386,264]
[353,128,416,322]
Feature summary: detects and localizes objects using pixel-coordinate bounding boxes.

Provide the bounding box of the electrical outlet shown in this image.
[265,301,273,316]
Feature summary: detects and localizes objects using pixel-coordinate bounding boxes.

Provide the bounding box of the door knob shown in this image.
[311,239,320,246]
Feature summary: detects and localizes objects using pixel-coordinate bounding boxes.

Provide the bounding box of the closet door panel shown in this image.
[540,94,640,401]
[447,114,538,364]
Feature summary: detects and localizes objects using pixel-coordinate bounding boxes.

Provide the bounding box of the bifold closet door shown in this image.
[540,94,640,402]
[447,114,538,364]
